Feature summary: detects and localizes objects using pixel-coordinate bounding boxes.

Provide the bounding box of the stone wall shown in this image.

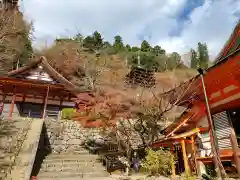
[44,120,101,153]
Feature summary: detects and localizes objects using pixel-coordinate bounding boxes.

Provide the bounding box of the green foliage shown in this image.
[190,42,210,69]
[125,44,131,51]
[83,35,95,50]
[198,42,209,69]
[61,108,75,120]
[167,52,181,70]
[141,40,151,52]
[92,31,103,49]
[130,52,160,71]
[190,49,198,68]
[54,31,211,72]
[113,35,124,52]
[152,45,165,56]
[141,148,175,176]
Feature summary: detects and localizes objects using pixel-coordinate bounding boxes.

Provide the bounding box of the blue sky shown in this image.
[20,0,239,59]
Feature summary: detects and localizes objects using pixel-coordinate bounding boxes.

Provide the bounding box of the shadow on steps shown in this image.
[30,123,51,177]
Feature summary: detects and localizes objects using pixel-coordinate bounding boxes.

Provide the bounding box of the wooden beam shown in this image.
[180,139,190,176]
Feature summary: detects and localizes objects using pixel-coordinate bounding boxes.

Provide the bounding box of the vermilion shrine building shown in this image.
[0,57,80,120]
[151,21,240,177]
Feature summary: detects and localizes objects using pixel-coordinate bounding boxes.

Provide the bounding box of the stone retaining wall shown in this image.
[44,120,101,153]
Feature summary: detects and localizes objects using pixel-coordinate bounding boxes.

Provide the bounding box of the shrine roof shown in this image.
[8,56,86,95]
[162,21,240,106]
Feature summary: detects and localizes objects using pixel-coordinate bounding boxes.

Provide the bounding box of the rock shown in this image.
[54,140,66,145]
[54,146,64,153]
[67,139,83,145]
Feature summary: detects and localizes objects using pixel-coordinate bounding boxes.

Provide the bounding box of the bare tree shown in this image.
[0,10,32,74]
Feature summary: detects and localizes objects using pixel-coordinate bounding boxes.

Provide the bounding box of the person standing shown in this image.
[132,152,140,173]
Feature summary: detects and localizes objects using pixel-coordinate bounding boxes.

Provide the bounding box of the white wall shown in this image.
[196,116,211,157]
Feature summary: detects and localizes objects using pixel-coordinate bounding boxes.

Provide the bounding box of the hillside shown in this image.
[35,37,198,128]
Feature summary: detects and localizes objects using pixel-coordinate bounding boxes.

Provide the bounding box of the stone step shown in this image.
[37,177,112,180]
[43,155,100,162]
[41,161,103,167]
[37,171,109,179]
[45,153,98,159]
[40,166,106,173]
[40,163,105,172]
[50,149,90,155]
[43,158,101,164]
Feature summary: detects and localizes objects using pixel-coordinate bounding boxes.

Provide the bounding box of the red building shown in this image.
[152,21,240,176]
[0,56,80,119]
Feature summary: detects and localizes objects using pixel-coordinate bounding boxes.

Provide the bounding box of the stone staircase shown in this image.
[36,148,109,180]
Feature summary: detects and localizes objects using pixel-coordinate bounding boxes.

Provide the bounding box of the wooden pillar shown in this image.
[42,86,50,119]
[230,129,240,177]
[170,144,176,177]
[8,94,16,119]
[191,135,199,175]
[181,139,190,175]
[0,93,6,115]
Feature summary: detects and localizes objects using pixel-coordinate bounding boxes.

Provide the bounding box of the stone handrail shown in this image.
[6,118,44,180]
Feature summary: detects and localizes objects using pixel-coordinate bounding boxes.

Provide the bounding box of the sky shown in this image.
[20,0,240,59]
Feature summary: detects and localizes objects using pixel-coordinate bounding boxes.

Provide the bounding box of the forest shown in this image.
[55,31,211,72]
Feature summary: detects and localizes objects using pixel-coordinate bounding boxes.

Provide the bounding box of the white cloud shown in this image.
[20,0,239,58]
[159,0,240,59]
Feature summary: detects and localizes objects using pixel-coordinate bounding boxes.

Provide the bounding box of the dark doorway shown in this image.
[18,102,44,118]
[227,108,240,143]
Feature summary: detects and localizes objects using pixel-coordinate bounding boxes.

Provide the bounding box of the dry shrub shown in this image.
[39,41,90,80]
[0,10,32,73]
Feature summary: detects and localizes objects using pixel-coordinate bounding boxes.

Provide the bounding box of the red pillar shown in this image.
[8,94,16,119]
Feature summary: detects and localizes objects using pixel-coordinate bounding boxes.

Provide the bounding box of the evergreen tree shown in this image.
[113,35,124,51]
[197,42,209,69]
[92,31,103,49]
[83,35,95,50]
[190,49,198,68]
[141,40,151,52]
